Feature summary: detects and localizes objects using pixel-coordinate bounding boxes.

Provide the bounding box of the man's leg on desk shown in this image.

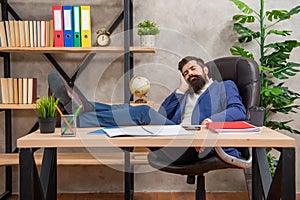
[48,71,95,113]
[48,71,207,164]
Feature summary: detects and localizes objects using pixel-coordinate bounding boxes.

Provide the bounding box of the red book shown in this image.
[27,78,37,104]
[52,5,64,47]
[206,121,260,134]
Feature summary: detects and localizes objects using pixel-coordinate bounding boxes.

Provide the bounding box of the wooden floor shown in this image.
[7,192,249,200]
[7,192,300,200]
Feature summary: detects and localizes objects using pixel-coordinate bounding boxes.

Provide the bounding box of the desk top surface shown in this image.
[17,126,296,148]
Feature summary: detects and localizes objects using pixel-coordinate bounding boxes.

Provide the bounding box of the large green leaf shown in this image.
[271,105,300,114]
[230,46,254,59]
[265,52,290,69]
[230,0,253,14]
[233,14,255,23]
[266,6,300,22]
[273,62,300,79]
[266,10,288,21]
[280,6,300,21]
[261,87,282,97]
[265,40,300,53]
[263,84,300,112]
[266,120,300,134]
[266,30,291,37]
[233,23,260,42]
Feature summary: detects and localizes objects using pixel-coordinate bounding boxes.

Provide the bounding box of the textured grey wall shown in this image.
[0,0,299,194]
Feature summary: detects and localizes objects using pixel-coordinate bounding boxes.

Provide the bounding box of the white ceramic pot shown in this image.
[140,35,155,47]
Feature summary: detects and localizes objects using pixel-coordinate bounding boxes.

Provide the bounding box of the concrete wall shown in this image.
[0,0,299,194]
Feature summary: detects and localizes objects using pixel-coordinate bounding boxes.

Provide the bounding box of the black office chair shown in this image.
[147,57,260,200]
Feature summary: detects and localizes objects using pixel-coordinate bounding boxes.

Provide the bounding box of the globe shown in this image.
[129,76,150,103]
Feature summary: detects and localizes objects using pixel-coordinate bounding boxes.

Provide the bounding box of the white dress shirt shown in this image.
[177,79,213,125]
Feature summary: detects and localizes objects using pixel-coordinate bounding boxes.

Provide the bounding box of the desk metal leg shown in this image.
[19,148,44,200]
[267,147,295,200]
[20,148,57,200]
[281,148,295,200]
[40,148,57,200]
[253,147,296,200]
[123,148,134,200]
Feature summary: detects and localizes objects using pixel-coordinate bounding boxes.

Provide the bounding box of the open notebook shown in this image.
[90,125,194,137]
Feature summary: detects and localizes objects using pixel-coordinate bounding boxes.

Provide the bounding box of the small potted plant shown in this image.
[137,19,160,47]
[36,95,59,133]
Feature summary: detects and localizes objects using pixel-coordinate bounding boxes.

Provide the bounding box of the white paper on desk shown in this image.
[103,125,194,137]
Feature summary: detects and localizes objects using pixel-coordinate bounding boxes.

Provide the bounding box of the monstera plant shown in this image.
[229,0,300,175]
[229,0,300,133]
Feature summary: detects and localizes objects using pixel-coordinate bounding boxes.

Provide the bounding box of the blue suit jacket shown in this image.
[158,80,247,158]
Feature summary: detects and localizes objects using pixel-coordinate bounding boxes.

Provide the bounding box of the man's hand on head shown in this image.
[178,73,190,93]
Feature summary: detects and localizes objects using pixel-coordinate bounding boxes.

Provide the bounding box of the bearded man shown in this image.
[157,56,246,164]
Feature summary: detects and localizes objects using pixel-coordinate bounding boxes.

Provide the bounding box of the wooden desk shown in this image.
[17,127,296,200]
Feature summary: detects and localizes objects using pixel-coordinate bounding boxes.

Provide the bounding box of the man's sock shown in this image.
[48,71,94,114]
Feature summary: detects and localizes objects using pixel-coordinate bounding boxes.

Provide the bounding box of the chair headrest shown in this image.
[205,57,260,110]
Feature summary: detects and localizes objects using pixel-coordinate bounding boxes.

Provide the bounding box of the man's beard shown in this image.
[188,75,207,94]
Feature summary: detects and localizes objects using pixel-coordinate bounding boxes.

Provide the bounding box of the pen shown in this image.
[62,105,82,134]
[141,126,154,135]
[56,105,74,134]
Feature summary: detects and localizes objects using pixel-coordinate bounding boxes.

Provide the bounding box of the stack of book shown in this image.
[0,20,53,47]
[0,77,37,104]
[0,5,92,48]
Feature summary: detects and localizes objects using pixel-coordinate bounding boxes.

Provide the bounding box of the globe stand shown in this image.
[134,98,147,103]
[130,76,151,104]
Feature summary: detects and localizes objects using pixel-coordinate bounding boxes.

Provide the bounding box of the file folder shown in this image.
[52,5,64,47]
[73,5,81,47]
[80,5,91,47]
[63,6,74,47]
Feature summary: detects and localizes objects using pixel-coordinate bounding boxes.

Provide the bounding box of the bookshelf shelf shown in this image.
[0,104,36,109]
[0,46,156,53]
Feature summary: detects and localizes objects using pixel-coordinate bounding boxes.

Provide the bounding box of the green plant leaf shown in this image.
[137,20,160,35]
[266,120,300,134]
[266,30,291,36]
[230,46,254,59]
[266,10,288,21]
[36,95,60,119]
[280,6,300,22]
[260,65,273,73]
[261,87,282,97]
[265,52,290,70]
[273,62,300,79]
[232,14,255,23]
[233,23,260,43]
[265,40,300,53]
[267,153,276,176]
[230,0,253,14]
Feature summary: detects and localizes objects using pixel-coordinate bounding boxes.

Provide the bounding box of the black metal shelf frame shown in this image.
[0,0,134,199]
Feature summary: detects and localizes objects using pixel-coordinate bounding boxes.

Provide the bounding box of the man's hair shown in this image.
[178,56,206,72]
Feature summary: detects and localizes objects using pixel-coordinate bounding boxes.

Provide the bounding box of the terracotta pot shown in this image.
[38,118,56,133]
